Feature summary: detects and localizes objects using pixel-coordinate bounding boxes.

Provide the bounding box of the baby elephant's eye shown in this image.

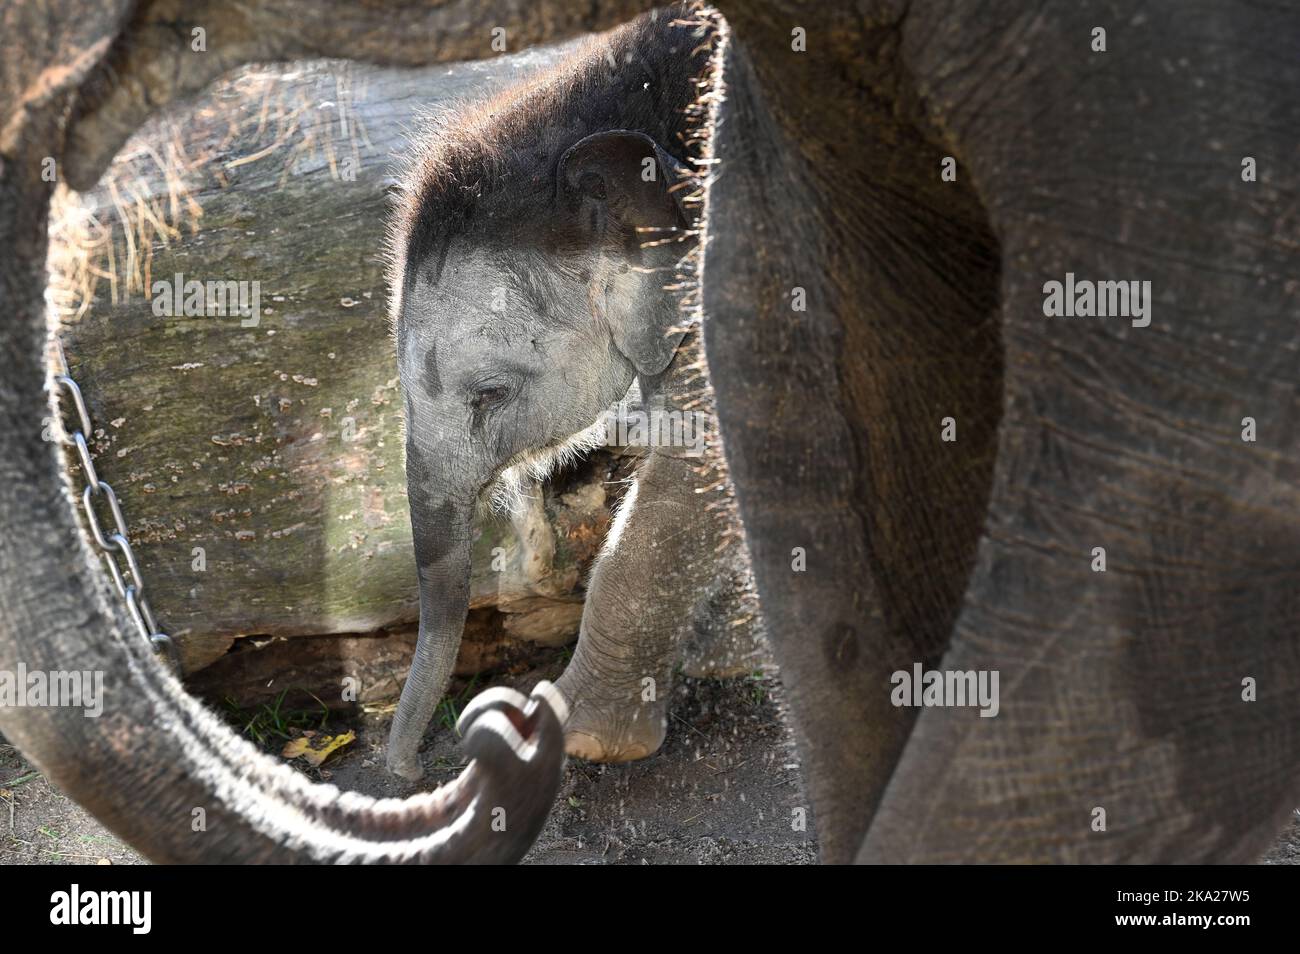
[471,384,511,410]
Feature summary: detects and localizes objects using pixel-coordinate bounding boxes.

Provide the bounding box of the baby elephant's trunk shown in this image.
[386,494,474,780]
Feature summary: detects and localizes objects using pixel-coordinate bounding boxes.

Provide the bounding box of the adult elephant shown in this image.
[705,2,1299,863]
[1,0,1296,863]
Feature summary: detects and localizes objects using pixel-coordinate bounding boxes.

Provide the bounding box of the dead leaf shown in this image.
[281,730,355,766]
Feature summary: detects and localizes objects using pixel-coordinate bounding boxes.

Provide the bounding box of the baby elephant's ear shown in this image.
[559,129,691,244]
[559,130,693,376]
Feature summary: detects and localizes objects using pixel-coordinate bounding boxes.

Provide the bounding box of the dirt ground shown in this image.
[0,662,817,865]
[3,662,1296,865]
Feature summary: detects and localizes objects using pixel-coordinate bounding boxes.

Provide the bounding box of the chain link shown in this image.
[51,339,180,670]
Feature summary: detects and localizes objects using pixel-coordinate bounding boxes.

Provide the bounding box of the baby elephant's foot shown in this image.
[555,677,668,763]
[565,704,667,762]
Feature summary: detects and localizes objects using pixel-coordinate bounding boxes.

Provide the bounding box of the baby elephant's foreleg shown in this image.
[555,450,721,762]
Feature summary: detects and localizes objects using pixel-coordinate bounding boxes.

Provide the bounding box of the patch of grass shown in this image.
[434,673,482,737]
[74,832,121,846]
[0,771,39,789]
[222,689,331,748]
[744,670,768,706]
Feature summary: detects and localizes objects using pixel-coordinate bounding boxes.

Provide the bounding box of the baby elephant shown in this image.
[385,7,735,780]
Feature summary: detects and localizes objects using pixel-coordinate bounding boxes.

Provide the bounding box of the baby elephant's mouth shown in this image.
[480,417,612,515]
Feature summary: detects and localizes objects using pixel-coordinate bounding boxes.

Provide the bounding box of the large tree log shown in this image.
[48,49,641,676]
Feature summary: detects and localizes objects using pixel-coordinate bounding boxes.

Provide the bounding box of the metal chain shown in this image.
[51,339,180,670]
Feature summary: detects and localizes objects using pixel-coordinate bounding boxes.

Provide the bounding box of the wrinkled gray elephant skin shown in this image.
[1,0,1297,864]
